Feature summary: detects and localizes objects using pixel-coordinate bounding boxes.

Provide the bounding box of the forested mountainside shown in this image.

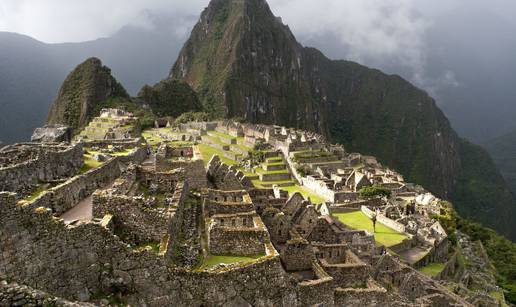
[168,0,516,240]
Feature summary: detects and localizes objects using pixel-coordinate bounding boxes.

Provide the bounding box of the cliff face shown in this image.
[47,57,129,132]
[170,0,516,240]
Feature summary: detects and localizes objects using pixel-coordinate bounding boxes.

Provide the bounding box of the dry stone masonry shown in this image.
[0,116,504,306]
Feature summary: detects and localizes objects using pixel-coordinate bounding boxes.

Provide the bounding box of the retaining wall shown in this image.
[0,192,298,306]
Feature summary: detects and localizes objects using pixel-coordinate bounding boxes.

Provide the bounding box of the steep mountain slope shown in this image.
[486,130,516,195]
[138,79,203,118]
[170,0,516,240]
[47,58,130,132]
[0,23,185,144]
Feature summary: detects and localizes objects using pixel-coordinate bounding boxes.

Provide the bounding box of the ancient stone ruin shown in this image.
[0,115,504,306]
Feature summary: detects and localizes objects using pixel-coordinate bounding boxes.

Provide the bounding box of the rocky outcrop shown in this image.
[46,58,130,133]
[170,0,516,240]
[31,124,72,143]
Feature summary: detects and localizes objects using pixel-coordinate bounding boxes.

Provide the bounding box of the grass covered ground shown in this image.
[196,144,238,166]
[199,254,263,269]
[281,185,326,204]
[418,262,445,277]
[80,153,104,173]
[333,211,408,247]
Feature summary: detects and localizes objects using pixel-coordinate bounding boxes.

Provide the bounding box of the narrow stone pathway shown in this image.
[60,195,93,223]
[60,181,115,223]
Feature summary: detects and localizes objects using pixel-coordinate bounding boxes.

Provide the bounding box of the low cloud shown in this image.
[0,0,514,96]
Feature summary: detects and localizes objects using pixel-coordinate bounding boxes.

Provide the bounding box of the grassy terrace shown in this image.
[418,262,445,277]
[196,136,328,205]
[254,168,289,175]
[142,129,194,149]
[209,130,235,140]
[24,182,59,202]
[264,161,286,167]
[197,144,238,166]
[293,150,334,159]
[233,143,253,153]
[252,179,295,188]
[204,135,230,146]
[333,211,408,247]
[266,157,283,163]
[199,254,263,270]
[80,153,104,173]
[281,185,326,204]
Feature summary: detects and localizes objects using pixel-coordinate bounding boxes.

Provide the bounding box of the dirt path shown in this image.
[60,181,115,223]
[60,195,93,223]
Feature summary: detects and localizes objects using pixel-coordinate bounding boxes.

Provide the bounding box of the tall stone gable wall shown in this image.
[92,192,170,244]
[170,160,208,190]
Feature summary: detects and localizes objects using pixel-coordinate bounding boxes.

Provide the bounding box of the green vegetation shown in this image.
[175,112,211,124]
[280,185,326,204]
[292,150,334,161]
[80,153,103,173]
[359,185,391,199]
[138,79,202,118]
[132,242,160,253]
[333,211,408,247]
[24,186,48,202]
[254,168,289,175]
[196,144,237,166]
[433,205,516,304]
[199,254,262,269]
[457,219,516,304]
[209,130,234,140]
[91,96,155,130]
[251,179,295,188]
[142,129,195,150]
[418,262,445,277]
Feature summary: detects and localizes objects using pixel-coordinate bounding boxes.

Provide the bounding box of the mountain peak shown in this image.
[168,0,516,239]
[47,57,129,132]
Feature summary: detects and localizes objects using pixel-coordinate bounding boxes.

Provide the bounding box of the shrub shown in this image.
[358,185,391,199]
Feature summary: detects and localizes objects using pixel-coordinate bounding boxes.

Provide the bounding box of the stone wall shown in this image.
[207,156,246,190]
[35,158,124,215]
[209,227,267,256]
[296,262,334,306]
[361,206,406,234]
[0,143,84,195]
[0,192,298,306]
[165,187,203,269]
[92,191,170,244]
[137,167,184,194]
[81,138,144,150]
[320,251,370,288]
[170,160,208,190]
[204,199,254,217]
[334,281,387,306]
[0,280,92,307]
[280,237,315,271]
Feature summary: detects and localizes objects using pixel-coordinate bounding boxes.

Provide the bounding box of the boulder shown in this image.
[31,125,72,143]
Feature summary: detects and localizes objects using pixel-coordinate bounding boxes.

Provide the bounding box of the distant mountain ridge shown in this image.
[0,22,186,144]
[169,0,516,240]
[487,129,516,196]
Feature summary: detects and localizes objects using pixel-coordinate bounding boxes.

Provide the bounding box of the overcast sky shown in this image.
[1,0,514,87]
[1,0,513,79]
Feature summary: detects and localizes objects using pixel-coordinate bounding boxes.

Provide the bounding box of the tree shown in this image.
[359,185,391,199]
